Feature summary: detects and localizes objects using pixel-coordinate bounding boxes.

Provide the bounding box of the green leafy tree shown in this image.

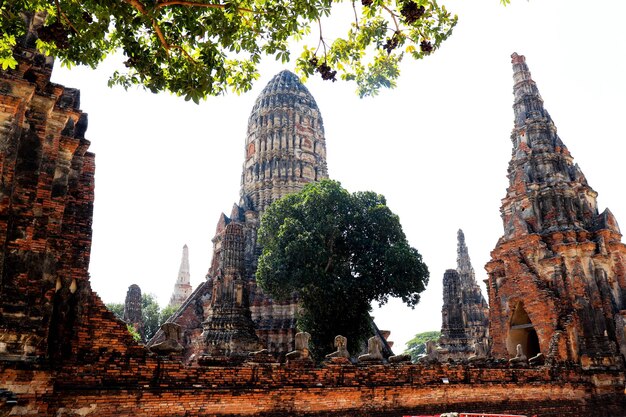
[1,0,456,99]
[257,179,429,359]
[106,302,124,320]
[160,304,178,324]
[142,293,162,340]
[404,330,440,361]
[126,324,142,342]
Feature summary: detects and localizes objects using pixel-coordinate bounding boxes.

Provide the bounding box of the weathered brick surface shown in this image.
[0,16,95,363]
[485,53,626,366]
[0,33,624,417]
[2,359,625,416]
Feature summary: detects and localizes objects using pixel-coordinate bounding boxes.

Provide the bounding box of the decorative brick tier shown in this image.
[485,53,626,367]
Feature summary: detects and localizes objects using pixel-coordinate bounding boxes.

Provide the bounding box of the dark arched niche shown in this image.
[507,302,541,358]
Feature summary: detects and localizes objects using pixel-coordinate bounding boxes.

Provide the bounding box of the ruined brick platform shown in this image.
[2,354,625,416]
[0,20,624,417]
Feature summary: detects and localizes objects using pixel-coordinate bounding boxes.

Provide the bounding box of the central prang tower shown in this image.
[205,70,329,357]
[150,71,330,360]
[237,71,329,354]
[240,70,328,214]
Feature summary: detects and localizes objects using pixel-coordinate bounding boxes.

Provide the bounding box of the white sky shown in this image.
[50,0,626,353]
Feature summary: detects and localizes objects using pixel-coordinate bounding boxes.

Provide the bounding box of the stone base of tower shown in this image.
[250,285,299,357]
[436,340,479,361]
[486,230,626,368]
[201,306,264,357]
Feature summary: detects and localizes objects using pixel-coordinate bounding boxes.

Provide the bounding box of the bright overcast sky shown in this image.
[51,0,626,353]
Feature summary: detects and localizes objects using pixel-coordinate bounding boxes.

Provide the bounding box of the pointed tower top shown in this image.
[168,245,193,308]
[457,228,466,246]
[511,52,525,64]
[510,52,551,129]
[123,284,143,324]
[456,229,475,286]
[178,245,190,279]
[500,53,599,237]
[240,70,328,213]
[248,70,321,123]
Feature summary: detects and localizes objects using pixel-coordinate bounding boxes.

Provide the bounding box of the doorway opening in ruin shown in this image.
[507,302,540,358]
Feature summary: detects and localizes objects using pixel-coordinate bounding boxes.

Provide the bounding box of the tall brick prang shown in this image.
[244,71,329,355]
[240,70,329,214]
[0,13,96,362]
[485,53,626,368]
[438,230,489,360]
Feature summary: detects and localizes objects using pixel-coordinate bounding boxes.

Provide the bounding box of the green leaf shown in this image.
[0,56,17,70]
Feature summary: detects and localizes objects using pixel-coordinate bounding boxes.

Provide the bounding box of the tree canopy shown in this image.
[106,302,125,320]
[141,293,162,339]
[403,330,440,361]
[256,179,429,358]
[106,294,176,341]
[2,0,457,100]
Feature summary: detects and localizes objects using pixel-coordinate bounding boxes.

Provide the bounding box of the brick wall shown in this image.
[0,44,95,363]
[3,357,624,416]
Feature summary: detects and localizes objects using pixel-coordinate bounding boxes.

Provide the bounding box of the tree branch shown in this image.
[351,0,359,29]
[324,233,335,273]
[170,44,196,61]
[55,0,79,34]
[324,253,333,273]
[155,0,254,14]
[152,21,172,54]
[124,0,150,16]
[123,0,198,62]
[381,4,399,32]
[314,18,329,58]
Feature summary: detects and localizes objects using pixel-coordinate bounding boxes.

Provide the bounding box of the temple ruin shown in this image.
[0,13,94,364]
[437,230,489,360]
[148,70,394,362]
[485,53,626,368]
[0,22,624,414]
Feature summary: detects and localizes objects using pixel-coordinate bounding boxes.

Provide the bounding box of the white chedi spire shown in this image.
[168,244,193,308]
[177,244,190,284]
